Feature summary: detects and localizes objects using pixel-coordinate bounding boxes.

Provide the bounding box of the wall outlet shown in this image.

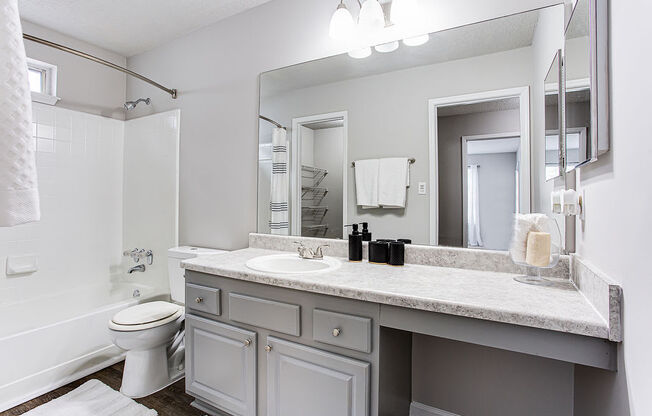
[418,182,427,195]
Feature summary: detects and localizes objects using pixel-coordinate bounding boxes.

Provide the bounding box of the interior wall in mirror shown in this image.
[258,4,567,249]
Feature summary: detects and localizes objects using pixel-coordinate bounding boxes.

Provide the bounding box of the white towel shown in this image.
[378,158,409,208]
[0,0,40,227]
[354,159,379,208]
[510,213,549,263]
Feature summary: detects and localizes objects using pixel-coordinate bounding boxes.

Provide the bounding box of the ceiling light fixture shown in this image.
[374,41,399,53]
[390,0,419,26]
[329,1,356,41]
[348,47,372,59]
[403,33,429,46]
[357,0,385,34]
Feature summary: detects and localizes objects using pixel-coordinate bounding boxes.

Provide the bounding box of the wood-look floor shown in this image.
[2,362,205,416]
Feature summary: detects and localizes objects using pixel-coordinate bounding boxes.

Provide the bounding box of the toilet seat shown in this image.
[110,301,184,331]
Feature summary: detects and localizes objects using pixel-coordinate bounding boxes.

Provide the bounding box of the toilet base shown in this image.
[120,345,185,398]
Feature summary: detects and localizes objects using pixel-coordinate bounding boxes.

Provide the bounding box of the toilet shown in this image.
[109,246,225,398]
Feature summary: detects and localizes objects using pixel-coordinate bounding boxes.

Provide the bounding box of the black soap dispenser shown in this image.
[361,222,372,242]
[345,224,363,262]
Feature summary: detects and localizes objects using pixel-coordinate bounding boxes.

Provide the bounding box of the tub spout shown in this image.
[128,264,146,274]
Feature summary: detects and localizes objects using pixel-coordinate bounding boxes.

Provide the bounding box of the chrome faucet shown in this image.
[295,242,329,259]
[128,264,146,274]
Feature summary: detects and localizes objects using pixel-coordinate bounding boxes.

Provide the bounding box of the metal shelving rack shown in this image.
[301,165,329,237]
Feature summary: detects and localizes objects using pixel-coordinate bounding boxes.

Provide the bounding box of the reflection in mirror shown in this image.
[544,50,562,181]
[565,0,593,170]
[258,5,565,248]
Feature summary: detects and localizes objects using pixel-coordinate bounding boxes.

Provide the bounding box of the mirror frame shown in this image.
[545,49,564,182]
[563,0,609,173]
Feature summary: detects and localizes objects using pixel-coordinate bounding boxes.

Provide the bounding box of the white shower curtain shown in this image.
[269,128,289,235]
[0,0,40,226]
[467,165,483,247]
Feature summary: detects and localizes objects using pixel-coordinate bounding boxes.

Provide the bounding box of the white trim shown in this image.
[428,86,531,246]
[410,401,461,416]
[290,111,348,237]
[460,131,521,248]
[0,346,125,412]
[31,91,60,105]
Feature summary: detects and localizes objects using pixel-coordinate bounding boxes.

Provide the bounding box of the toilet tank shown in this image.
[167,246,226,304]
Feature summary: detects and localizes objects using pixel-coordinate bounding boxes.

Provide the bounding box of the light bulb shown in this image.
[348,47,372,59]
[374,41,399,53]
[403,34,429,46]
[329,3,356,40]
[358,0,385,34]
[391,0,419,26]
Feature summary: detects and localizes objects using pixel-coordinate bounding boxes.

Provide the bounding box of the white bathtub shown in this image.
[0,282,167,412]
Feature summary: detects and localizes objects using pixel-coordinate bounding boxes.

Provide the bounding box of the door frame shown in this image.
[461,132,521,248]
[290,111,348,236]
[428,86,530,245]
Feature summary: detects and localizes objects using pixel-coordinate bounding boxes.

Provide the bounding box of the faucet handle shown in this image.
[314,244,329,258]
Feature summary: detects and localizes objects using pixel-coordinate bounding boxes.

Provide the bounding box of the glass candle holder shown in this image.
[511,216,562,286]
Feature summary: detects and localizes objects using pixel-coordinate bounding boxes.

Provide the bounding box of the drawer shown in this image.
[186,283,221,316]
[313,309,372,353]
[229,293,300,336]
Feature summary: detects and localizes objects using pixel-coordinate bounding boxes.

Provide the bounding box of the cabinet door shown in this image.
[266,336,370,416]
[186,314,256,416]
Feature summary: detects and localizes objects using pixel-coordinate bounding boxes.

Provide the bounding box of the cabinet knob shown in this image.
[195,297,203,303]
[243,338,252,347]
[332,328,341,337]
[264,345,272,352]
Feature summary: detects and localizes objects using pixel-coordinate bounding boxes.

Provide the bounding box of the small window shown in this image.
[26,58,59,105]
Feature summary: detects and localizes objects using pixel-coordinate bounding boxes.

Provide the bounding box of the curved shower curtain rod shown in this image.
[23,33,177,99]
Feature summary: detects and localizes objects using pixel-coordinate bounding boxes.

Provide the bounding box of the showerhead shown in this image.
[124,97,151,110]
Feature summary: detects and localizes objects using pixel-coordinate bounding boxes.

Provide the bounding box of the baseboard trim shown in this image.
[410,401,461,416]
[0,345,125,412]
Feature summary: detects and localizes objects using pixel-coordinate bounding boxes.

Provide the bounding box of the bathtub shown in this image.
[0,282,168,412]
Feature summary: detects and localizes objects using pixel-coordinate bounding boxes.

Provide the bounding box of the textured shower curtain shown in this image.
[0,0,40,226]
[467,165,483,247]
[269,128,288,235]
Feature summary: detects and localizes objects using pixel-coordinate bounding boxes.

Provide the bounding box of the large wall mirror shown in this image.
[258,5,571,249]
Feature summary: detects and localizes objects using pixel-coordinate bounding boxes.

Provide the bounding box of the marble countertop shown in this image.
[182,248,610,339]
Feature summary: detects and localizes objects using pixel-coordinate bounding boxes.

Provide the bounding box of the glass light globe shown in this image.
[358,0,385,34]
[403,33,429,46]
[374,41,399,53]
[348,47,372,59]
[391,0,419,26]
[329,3,356,41]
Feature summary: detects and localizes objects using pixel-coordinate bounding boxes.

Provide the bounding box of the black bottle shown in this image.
[389,241,405,266]
[345,224,363,262]
[361,222,372,242]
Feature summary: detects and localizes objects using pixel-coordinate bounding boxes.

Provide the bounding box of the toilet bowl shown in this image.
[109,246,225,398]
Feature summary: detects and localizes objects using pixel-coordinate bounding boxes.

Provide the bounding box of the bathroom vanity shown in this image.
[181,235,621,416]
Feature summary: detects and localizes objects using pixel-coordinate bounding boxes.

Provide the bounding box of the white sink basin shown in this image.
[245,254,341,274]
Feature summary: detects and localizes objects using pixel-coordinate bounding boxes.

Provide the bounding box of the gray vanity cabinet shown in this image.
[266,336,370,416]
[185,315,257,416]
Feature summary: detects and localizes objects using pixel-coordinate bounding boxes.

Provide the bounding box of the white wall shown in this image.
[123,110,180,293]
[20,20,127,120]
[0,103,124,306]
[572,1,652,415]
[313,127,344,239]
[125,0,561,250]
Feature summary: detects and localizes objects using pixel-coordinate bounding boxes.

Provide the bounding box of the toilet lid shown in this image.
[111,301,182,326]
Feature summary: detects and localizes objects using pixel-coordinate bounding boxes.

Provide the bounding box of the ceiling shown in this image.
[18,0,272,56]
[262,8,541,98]
[467,137,521,155]
[438,97,521,117]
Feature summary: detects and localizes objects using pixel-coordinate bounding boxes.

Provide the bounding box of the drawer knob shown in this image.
[195,297,203,303]
[332,328,341,337]
[264,345,272,352]
[243,338,252,347]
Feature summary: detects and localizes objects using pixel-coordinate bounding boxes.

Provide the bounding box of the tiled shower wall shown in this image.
[0,103,124,306]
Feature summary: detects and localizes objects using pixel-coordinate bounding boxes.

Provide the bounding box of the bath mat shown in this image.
[22,379,157,416]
